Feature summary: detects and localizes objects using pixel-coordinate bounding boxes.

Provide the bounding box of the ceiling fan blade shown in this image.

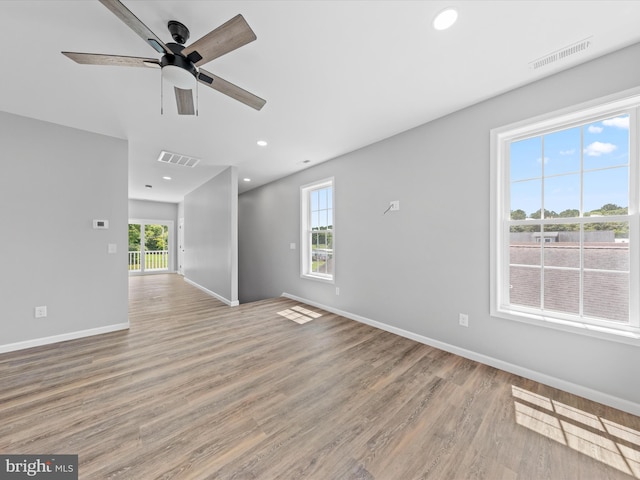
[182,14,256,66]
[98,0,170,54]
[174,87,195,115]
[197,68,265,110]
[62,52,160,68]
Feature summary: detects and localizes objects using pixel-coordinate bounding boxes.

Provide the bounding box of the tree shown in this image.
[601,203,621,211]
[559,209,579,218]
[530,208,558,219]
[510,209,526,220]
[129,224,140,251]
[145,224,168,251]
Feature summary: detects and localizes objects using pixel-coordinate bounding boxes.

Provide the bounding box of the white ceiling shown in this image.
[2,1,640,202]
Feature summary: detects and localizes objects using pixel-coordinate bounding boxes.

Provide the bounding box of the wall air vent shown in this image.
[530,37,592,70]
[157,150,200,168]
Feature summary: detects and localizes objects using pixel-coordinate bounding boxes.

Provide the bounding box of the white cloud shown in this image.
[584,141,617,156]
[559,149,575,155]
[588,125,603,133]
[602,116,629,129]
[536,156,550,164]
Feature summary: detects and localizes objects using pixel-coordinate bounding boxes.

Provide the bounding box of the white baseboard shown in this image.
[282,292,640,417]
[184,277,239,307]
[0,323,130,354]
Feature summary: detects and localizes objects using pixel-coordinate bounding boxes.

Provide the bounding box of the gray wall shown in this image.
[184,166,238,305]
[239,43,640,412]
[0,111,128,350]
[129,199,178,221]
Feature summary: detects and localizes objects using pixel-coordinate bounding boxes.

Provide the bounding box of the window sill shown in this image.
[301,273,335,284]
[492,307,640,347]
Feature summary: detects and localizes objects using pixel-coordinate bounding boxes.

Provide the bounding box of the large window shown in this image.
[491,91,640,342]
[301,178,334,282]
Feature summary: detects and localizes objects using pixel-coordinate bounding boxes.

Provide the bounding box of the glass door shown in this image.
[128,221,172,274]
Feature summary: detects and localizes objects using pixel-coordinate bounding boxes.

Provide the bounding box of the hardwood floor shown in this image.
[1,273,639,479]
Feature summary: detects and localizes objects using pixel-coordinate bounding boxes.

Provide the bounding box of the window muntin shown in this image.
[492,97,640,341]
[301,179,334,281]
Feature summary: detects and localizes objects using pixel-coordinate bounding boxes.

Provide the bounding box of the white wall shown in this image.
[238,43,640,414]
[184,166,238,305]
[0,111,128,351]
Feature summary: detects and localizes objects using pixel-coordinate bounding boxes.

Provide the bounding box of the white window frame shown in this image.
[490,88,640,345]
[300,178,335,283]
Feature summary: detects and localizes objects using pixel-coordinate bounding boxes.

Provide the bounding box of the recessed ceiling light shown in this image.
[243,178,251,182]
[145,184,153,189]
[433,8,458,30]
[257,140,268,147]
[162,176,172,180]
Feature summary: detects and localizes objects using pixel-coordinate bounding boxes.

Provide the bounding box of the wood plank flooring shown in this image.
[1,273,640,479]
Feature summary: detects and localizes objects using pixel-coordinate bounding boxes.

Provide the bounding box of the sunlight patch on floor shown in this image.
[512,385,640,478]
[277,305,323,324]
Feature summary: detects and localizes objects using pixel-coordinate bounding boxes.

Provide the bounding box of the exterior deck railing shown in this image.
[128,250,169,272]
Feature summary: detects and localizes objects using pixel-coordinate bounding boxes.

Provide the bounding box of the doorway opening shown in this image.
[128,219,174,274]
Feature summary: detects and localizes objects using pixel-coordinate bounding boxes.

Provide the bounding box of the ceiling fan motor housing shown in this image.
[160,44,198,82]
[168,20,190,45]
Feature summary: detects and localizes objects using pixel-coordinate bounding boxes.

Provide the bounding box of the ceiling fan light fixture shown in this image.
[162,64,196,89]
[433,8,458,30]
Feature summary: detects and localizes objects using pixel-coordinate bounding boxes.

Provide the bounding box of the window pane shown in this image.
[311,211,319,229]
[510,266,540,308]
[583,114,629,171]
[583,167,628,214]
[511,179,541,219]
[584,271,628,322]
[544,173,580,215]
[584,222,629,271]
[510,225,541,266]
[311,190,319,210]
[543,224,580,268]
[318,188,328,209]
[544,269,580,315]
[511,136,542,181]
[320,210,328,229]
[543,126,580,176]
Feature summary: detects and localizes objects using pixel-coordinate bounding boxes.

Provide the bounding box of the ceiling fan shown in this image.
[62,0,266,114]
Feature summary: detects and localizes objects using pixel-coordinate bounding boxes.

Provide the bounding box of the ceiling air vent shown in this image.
[530,37,592,70]
[157,150,200,168]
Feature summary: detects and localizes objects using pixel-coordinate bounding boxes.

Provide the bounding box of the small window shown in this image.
[301,178,334,282]
[491,91,640,342]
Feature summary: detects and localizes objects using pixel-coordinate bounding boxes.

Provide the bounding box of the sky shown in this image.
[510,114,629,216]
[310,185,333,229]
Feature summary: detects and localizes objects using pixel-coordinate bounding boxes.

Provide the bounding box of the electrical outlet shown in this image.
[390,200,400,211]
[336,287,340,296]
[459,313,468,327]
[35,306,47,318]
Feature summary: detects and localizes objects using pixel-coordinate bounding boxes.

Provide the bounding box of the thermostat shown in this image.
[93,219,109,229]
